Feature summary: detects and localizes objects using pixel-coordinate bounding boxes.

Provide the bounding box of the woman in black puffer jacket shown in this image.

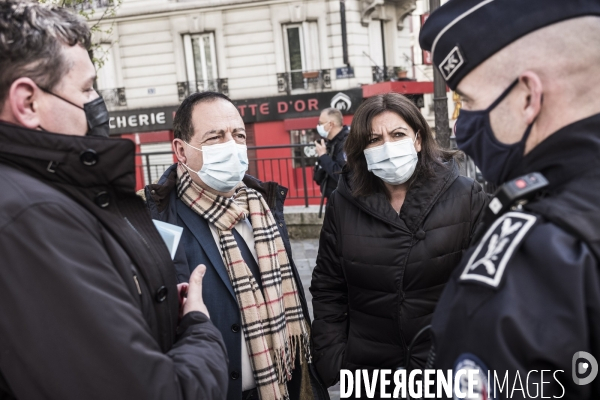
[310,93,488,391]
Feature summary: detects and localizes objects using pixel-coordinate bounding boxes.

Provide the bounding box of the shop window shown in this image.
[290,129,319,168]
[183,33,218,91]
[283,22,320,90]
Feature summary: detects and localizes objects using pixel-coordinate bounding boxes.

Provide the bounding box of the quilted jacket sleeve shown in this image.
[310,194,349,387]
[469,179,490,239]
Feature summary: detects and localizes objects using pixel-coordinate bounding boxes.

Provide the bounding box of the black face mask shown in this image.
[455,79,535,186]
[39,87,110,137]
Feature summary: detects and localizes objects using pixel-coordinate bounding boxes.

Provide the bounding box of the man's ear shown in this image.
[7,78,43,129]
[172,139,187,164]
[519,71,543,125]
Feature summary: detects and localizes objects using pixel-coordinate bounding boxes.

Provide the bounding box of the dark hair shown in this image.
[0,1,91,104]
[344,92,455,198]
[173,91,233,142]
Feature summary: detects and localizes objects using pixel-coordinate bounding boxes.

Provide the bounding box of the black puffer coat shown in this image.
[310,159,488,386]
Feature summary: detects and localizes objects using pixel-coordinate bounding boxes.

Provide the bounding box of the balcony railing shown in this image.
[98,87,127,107]
[72,0,113,10]
[277,70,332,95]
[372,66,410,83]
[136,144,322,207]
[177,79,229,101]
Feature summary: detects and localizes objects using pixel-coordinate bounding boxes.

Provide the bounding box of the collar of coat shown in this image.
[510,112,600,193]
[337,158,460,234]
[515,113,600,261]
[147,163,288,215]
[0,121,136,195]
[327,125,349,147]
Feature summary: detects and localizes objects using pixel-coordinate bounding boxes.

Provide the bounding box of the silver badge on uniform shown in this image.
[439,46,465,80]
[460,212,537,288]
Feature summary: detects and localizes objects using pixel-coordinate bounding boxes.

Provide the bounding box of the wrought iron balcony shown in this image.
[372,66,410,83]
[98,87,127,107]
[277,70,332,95]
[177,79,229,101]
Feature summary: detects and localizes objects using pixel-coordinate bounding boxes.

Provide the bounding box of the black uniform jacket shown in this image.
[310,158,488,387]
[431,114,600,399]
[316,126,349,198]
[0,122,228,399]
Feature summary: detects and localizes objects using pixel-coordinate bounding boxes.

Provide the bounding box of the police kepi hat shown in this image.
[419,0,600,90]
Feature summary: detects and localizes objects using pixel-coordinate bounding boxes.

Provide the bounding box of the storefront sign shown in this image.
[109,106,176,135]
[109,89,363,135]
[232,89,362,123]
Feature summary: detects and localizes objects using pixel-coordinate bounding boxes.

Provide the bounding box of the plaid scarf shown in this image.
[176,165,311,400]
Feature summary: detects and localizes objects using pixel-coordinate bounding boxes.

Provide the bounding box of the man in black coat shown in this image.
[0,2,228,398]
[314,107,349,199]
[419,1,600,398]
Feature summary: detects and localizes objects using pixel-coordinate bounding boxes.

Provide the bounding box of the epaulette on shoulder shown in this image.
[460,211,538,288]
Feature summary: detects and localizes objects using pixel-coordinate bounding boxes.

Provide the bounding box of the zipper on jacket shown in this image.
[132,274,142,296]
[124,217,153,298]
[124,217,151,250]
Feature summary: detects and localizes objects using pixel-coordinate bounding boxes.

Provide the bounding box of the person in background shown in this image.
[0,1,228,399]
[310,93,488,394]
[313,107,349,201]
[145,91,329,400]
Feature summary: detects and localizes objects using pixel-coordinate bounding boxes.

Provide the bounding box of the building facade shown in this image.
[92,0,445,200]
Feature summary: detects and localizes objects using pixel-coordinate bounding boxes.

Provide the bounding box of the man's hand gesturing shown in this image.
[179,264,210,318]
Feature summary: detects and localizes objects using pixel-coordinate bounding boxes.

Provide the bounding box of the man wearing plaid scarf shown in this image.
[145,92,329,400]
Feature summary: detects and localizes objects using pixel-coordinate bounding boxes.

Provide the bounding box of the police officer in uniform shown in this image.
[314,107,350,200]
[419,1,600,398]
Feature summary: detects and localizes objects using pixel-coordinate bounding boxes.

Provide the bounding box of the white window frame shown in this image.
[368,20,385,69]
[95,43,118,90]
[283,24,307,75]
[301,21,320,72]
[183,33,218,87]
[283,23,322,92]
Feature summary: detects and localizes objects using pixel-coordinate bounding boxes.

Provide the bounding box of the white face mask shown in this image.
[363,133,419,185]
[316,123,329,139]
[182,140,249,193]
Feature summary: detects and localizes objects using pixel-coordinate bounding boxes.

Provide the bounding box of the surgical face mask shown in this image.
[363,133,419,185]
[40,87,110,137]
[455,79,535,185]
[182,139,248,193]
[316,123,329,139]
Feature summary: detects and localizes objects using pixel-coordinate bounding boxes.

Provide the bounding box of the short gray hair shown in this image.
[322,107,343,126]
[0,0,91,104]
